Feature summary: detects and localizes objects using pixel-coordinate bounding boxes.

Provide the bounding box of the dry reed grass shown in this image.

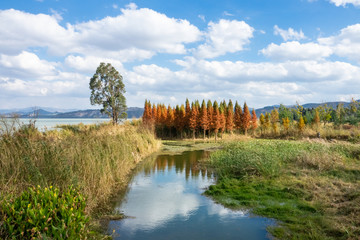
[0,122,160,214]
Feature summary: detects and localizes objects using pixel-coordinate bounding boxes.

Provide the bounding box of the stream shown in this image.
[107,150,274,239]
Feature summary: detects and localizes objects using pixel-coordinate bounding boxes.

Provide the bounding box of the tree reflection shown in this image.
[143,150,212,180]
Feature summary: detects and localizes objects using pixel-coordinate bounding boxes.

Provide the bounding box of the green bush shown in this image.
[1,185,89,239]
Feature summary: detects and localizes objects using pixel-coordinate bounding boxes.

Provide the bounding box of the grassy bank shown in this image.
[204,139,360,239]
[0,121,160,238]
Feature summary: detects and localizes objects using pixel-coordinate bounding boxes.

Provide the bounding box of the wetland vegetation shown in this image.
[0,119,160,239]
[204,139,360,239]
[1,96,360,239]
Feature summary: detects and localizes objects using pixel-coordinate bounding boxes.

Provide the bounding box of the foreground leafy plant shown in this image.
[1,185,89,239]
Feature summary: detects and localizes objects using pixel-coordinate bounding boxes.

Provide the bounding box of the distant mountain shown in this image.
[254,100,359,116]
[0,107,78,115]
[9,107,144,119]
[2,99,359,119]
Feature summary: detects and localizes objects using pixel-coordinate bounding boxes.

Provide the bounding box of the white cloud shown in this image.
[49,8,63,21]
[274,25,306,41]
[0,9,74,55]
[65,55,125,73]
[261,41,333,61]
[0,51,58,78]
[329,0,360,7]
[195,19,254,58]
[318,23,360,62]
[177,58,358,83]
[0,7,201,59]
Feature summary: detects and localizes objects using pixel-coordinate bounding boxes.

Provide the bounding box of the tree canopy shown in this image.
[89,63,127,124]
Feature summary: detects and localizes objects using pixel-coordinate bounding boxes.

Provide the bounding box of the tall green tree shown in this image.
[89,63,127,125]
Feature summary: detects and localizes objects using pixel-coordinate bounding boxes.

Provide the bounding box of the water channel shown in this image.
[107,150,274,239]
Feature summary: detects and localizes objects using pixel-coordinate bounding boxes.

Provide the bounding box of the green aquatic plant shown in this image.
[1,186,89,239]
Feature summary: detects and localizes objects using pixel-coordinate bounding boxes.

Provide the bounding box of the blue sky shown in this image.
[1,0,360,109]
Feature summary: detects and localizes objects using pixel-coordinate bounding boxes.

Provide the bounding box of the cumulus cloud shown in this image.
[0,51,58,78]
[0,9,74,55]
[318,23,360,62]
[0,7,201,59]
[329,0,360,7]
[64,55,125,73]
[176,57,358,83]
[274,25,306,41]
[261,41,333,61]
[195,19,254,59]
[122,56,360,108]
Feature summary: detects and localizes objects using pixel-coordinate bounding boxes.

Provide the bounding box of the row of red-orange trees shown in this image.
[142,99,257,140]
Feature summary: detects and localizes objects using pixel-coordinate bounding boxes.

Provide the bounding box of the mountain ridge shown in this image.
[1,100,359,119]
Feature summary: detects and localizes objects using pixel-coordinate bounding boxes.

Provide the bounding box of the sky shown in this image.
[1,0,360,110]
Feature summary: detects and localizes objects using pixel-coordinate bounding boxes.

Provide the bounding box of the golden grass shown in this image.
[0,122,161,214]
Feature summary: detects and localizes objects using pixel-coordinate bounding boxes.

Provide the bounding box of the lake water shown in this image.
[7,118,110,131]
[108,150,274,240]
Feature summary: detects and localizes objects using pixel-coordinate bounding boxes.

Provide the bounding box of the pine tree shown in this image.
[166,105,175,137]
[260,113,265,135]
[212,101,221,142]
[207,100,214,137]
[200,100,209,140]
[152,103,157,126]
[185,98,191,130]
[282,117,290,133]
[298,116,305,134]
[219,106,226,138]
[313,109,320,130]
[234,101,242,132]
[226,100,234,133]
[178,104,186,138]
[242,102,251,136]
[189,103,198,140]
[251,109,257,132]
[264,113,271,133]
[142,99,152,127]
[270,108,279,135]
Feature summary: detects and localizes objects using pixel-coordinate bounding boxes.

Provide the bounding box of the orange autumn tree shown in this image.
[175,104,186,138]
[166,105,175,137]
[142,99,152,127]
[212,101,221,142]
[143,99,259,139]
[219,106,226,138]
[185,98,191,131]
[251,109,257,132]
[226,100,234,133]
[199,100,209,139]
[234,101,242,133]
[189,102,198,140]
[242,102,251,136]
[151,103,157,126]
[207,100,214,137]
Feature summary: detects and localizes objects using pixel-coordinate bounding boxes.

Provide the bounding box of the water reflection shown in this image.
[108,150,273,240]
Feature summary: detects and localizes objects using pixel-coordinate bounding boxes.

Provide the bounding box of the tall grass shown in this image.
[0,121,160,214]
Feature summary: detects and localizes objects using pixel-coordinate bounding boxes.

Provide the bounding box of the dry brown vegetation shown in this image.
[0,119,161,214]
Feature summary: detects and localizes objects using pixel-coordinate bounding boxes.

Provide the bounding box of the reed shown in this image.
[0,121,160,215]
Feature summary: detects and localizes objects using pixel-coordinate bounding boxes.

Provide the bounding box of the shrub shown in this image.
[1,185,89,239]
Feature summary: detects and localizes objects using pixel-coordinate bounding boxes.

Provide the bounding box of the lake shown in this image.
[108,150,274,240]
[5,118,111,131]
